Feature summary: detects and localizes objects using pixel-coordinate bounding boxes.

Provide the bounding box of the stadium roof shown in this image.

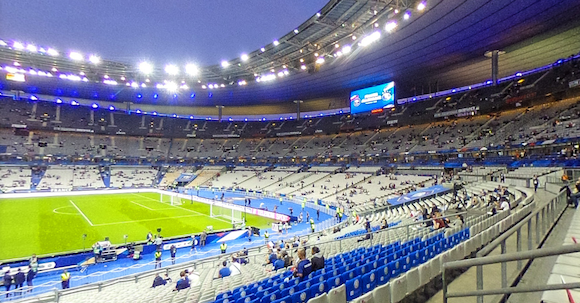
[0,0,579,108]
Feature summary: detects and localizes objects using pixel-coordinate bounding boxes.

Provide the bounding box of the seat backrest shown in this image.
[405,267,420,295]
[372,283,391,303]
[353,292,374,303]
[327,284,346,303]
[390,275,407,303]
[306,293,327,303]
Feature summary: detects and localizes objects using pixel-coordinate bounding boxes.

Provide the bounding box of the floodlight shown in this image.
[417,2,426,11]
[403,12,411,20]
[316,57,325,64]
[47,48,59,56]
[91,103,99,109]
[273,40,280,46]
[185,64,198,75]
[240,54,249,62]
[385,21,397,32]
[359,31,381,47]
[69,52,83,61]
[30,95,38,101]
[71,100,79,106]
[26,44,37,52]
[89,55,101,64]
[221,60,230,68]
[342,45,352,54]
[300,65,307,70]
[165,81,178,91]
[165,64,179,75]
[56,98,63,104]
[13,42,24,50]
[108,105,115,111]
[139,62,153,74]
[294,29,299,34]
[260,47,266,52]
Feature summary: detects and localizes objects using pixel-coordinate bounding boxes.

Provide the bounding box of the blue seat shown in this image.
[376,264,390,285]
[291,291,310,303]
[387,261,398,277]
[341,269,356,282]
[328,273,344,288]
[362,271,377,293]
[271,297,291,303]
[308,282,329,298]
[261,291,279,303]
[345,278,363,301]
[297,281,311,292]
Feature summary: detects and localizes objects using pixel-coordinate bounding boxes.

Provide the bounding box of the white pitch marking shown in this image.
[130,201,155,211]
[69,200,94,226]
[92,214,202,226]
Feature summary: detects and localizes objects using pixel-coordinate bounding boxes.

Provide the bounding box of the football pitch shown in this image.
[0,192,275,260]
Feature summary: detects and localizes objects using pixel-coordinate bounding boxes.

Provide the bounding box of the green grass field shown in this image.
[0,192,274,260]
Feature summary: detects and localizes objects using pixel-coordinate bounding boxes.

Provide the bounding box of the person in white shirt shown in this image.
[500,200,510,211]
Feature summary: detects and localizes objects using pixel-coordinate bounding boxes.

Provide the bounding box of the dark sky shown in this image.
[0,1,327,66]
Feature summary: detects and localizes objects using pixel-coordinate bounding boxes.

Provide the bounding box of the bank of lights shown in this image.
[139,62,153,74]
[164,64,179,75]
[185,64,198,76]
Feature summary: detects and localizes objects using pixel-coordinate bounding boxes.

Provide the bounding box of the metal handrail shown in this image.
[442,188,569,303]
[443,244,580,298]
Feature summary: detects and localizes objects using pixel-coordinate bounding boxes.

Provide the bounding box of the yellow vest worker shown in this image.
[264,231,269,243]
[61,270,71,289]
[302,201,305,209]
[220,242,227,254]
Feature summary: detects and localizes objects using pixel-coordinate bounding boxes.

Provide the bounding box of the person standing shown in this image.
[26,266,35,292]
[170,245,177,265]
[220,242,227,254]
[154,250,162,269]
[146,231,154,245]
[310,218,315,233]
[247,228,252,242]
[190,234,198,253]
[29,254,38,274]
[60,269,70,289]
[154,236,163,251]
[3,270,12,297]
[264,231,269,244]
[533,176,539,192]
[14,268,25,294]
[200,230,207,247]
[316,209,320,221]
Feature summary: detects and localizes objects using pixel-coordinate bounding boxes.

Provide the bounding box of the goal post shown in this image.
[210,203,244,226]
[159,193,183,205]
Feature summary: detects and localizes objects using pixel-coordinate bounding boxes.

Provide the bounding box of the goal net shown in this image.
[210,203,244,226]
[160,193,184,206]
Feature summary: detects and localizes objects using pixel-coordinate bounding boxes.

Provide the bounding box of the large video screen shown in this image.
[350,81,395,114]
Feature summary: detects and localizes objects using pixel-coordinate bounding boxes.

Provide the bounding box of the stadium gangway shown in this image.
[442,188,569,303]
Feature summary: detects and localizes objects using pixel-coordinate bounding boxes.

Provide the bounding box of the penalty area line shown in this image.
[69,200,94,226]
[130,201,155,210]
[92,214,202,226]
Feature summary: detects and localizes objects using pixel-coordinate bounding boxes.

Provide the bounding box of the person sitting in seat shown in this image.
[173,271,190,291]
[218,261,231,278]
[152,273,166,288]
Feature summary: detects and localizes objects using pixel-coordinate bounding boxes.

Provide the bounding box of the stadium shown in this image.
[0,0,580,302]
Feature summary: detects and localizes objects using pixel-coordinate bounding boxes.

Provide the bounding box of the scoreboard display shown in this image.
[350,81,395,114]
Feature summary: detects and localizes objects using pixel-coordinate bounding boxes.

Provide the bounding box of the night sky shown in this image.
[0,1,327,66]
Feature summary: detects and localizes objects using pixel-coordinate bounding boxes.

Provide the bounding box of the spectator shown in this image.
[218,261,231,278]
[29,254,38,273]
[14,268,25,293]
[293,248,312,281]
[3,271,12,297]
[266,249,277,265]
[500,200,510,212]
[26,266,35,292]
[200,230,207,247]
[152,273,166,288]
[432,212,448,230]
[282,251,293,268]
[272,254,286,271]
[170,245,177,265]
[174,271,190,291]
[310,247,325,272]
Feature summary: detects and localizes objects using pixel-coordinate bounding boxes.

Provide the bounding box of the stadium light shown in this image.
[273,40,280,46]
[30,95,38,101]
[165,64,179,75]
[260,47,266,52]
[89,55,101,64]
[91,103,99,109]
[342,45,352,54]
[136,109,142,114]
[417,2,426,11]
[385,21,397,32]
[294,29,299,34]
[71,100,79,106]
[165,81,178,92]
[185,64,198,76]
[69,52,84,61]
[47,48,59,56]
[359,31,381,47]
[221,60,230,68]
[316,57,325,64]
[26,44,37,52]
[139,62,153,74]
[108,105,115,111]
[404,12,411,20]
[240,54,249,62]
[13,41,24,50]
[300,65,307,70]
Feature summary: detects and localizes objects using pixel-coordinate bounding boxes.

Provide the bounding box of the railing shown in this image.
[442,188,569,303]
